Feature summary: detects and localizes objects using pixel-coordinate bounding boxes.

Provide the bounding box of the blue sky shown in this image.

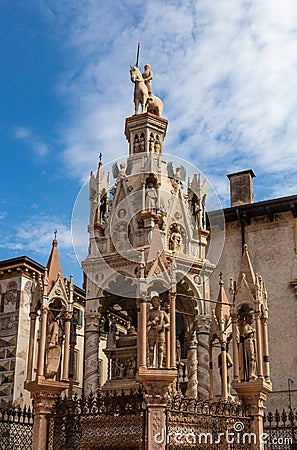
[1,0,297,286]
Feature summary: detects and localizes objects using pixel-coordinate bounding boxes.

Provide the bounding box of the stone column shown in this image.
[261,317,270,381]
[254,309,263,379]
[138,298,147,368]
[196,315,211,399]
[165,328,170,368]
[62,312,71,381]
[147,403,166,450]
[25,380,68,450]
[84,311,101,395]
[209,345,214,400]
[169,292,176,368]
[37,306,48,379]
[185,331,197,398]
[231,310,239,381]
[232,379,272,450]
[220,342,228,400]
[26,311,38,382]
[142,182,146,211]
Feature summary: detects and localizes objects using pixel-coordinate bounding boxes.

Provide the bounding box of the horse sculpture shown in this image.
[130,65,163,117]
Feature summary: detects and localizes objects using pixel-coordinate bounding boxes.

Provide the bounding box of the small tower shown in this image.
[231,245,272,450]
[209,274,232,401]
[25,236,79,450]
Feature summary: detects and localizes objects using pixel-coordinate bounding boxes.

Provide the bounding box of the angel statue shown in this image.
[112,162,126,184]
[167,162,186,190]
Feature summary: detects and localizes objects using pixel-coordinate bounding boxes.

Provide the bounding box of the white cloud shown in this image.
[0,211,83,283]
[13,125,49,156]
[41,0,297,202]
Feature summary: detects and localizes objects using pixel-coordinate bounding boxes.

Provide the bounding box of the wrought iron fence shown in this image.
[0,405,33,450]
[47,389,146,450]
[166,394,252,450]
[264,408,297,450]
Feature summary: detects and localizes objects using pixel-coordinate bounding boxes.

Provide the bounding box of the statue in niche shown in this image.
[147,294,170,367]
[149,133,154,152]
[218,350,234,399]
[139,133,145,152]
[242,313,257,381]
[45,311,61,378]
[106,320,117,348]
[145,183,157,210]
[99,191,108,224]
[142,64,153,97]
[154,135,161,153]
[169,224,182,253]
[134,134,140,153]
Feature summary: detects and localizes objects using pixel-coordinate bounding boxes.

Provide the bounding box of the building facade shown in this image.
[0,240,85,407]
[209,170,297,411]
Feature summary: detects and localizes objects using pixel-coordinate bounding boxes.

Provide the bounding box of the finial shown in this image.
[219,271,224,285]
[135,42,140,67]
[243,243,248,252]
[54,229,57,240]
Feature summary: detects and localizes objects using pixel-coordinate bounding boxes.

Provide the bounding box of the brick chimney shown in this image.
[227,169,255,207]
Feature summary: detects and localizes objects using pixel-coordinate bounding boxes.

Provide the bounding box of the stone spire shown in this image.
[215,274,230,329]
[46,233,63,294]
[237,243,256,296]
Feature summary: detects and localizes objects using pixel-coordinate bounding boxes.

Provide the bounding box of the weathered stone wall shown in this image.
[209,211,297,411]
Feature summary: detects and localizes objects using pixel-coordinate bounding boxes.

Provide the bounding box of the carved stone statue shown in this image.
[242,314,257,381]
[147,294,170,368]
[145,183,157,210]
[142,64,153,96]
[218,350,233,399]
[112,162,127,184]
[106,320,117,348]
[45,311,61,378]
[130,65,163,116]
[169,225,181,253]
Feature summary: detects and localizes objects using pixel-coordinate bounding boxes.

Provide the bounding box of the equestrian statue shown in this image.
[130,64,163,116]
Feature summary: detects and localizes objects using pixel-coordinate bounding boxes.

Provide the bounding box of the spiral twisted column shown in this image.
[185,331,198,398]
[196,315,211,399]
[84,312,101,395]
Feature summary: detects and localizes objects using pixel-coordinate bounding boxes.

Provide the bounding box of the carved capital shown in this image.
[185,330,197,347]
[194,314,211,334]
[85,312,101,332]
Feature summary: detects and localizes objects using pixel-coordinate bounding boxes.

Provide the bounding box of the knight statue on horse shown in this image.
[130,64,163,117]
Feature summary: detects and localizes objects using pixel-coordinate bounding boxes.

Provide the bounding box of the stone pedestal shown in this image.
[147,403,167,450]
[137,367,177,396]
[137,367,177,450]
[125,112,168,156]
[233,379,272,450]
[25,378,68,450]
